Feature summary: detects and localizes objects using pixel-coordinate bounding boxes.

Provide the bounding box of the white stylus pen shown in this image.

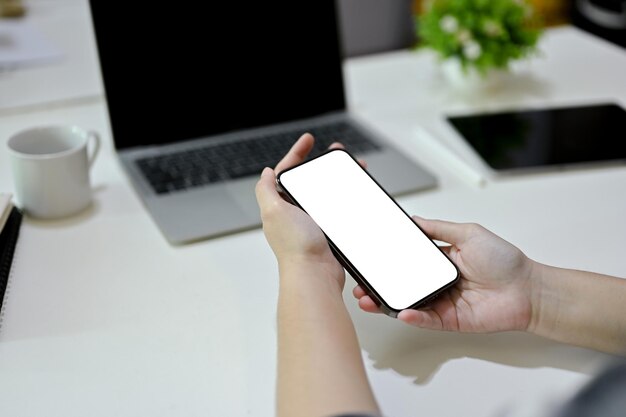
[413,126,488,187]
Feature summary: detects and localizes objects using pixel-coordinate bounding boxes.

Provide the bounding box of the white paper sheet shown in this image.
[0,20,62,69]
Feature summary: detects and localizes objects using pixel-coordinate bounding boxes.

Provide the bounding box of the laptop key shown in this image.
[136,121,380,194]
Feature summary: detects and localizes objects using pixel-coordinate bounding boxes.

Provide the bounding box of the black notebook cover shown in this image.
[0,207,23,312]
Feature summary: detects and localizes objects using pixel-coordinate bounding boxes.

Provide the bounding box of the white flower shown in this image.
[456,29,471,43]
[483,20,502,37]
[513,0,534,18]
[440,15,458,33]
[463,40,482,60]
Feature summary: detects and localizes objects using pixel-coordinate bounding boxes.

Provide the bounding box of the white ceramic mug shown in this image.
[7,125,100,219]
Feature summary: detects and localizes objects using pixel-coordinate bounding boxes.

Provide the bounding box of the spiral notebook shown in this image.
[0,194,23,313]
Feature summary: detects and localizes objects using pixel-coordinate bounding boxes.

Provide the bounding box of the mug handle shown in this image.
[87,131,101,168]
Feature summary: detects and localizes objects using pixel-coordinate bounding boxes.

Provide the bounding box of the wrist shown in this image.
[526,261,559,337]
[526,260,543,334]
[278,257,345,297]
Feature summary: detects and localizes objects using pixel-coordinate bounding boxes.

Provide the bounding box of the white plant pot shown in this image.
[440,58,507,92]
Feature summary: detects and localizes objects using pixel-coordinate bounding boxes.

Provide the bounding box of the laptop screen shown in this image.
[89,2,346,150]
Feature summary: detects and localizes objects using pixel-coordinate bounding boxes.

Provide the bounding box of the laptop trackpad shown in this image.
[147,185,256,244]
[226,178,263,220]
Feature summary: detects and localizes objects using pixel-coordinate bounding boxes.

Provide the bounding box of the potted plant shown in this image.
[416,0,542,88]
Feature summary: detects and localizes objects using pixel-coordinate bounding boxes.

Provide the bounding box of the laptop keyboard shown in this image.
[136,121,380,194]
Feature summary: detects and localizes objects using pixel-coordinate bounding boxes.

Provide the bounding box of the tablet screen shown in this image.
[447,103,626,172]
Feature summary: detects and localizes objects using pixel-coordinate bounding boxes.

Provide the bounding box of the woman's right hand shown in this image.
[354,217,539,333]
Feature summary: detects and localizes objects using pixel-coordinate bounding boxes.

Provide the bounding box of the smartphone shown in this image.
[276,149,459,317]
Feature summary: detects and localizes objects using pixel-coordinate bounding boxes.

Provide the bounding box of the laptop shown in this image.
[88,1,437,244]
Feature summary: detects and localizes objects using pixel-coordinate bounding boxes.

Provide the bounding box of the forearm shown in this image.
[529,262,626,355]
[276,262,380,417]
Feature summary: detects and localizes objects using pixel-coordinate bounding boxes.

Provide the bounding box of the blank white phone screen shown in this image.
[279,150,458,311]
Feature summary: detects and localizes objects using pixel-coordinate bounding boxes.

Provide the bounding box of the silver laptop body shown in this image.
[90,1,437,244]
[118,113,436,244]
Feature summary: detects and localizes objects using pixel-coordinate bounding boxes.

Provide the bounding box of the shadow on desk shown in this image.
[346,299,609,385]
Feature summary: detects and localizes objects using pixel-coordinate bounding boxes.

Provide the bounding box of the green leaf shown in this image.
[416,0,542,73]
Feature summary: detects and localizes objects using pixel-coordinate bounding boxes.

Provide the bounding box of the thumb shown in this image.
[412,216,468,245]
[255,167,280,213]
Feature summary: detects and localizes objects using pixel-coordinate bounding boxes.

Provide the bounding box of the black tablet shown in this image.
[446,103,626,174]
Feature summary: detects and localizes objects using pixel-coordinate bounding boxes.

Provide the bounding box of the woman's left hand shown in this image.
[255,133,345,289]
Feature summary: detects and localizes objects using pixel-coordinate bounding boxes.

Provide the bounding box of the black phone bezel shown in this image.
[276,148,460,317]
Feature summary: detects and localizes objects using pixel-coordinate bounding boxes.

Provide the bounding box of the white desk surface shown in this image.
[1,2,626,416]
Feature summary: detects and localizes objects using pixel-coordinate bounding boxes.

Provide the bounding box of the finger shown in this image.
[358,295,383,314]
[275,133,315,173]
[412,216,468,245]
[327,142,367,169]
[255,167,281,212]
[352,285,368,299]
[397,309,443,330]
